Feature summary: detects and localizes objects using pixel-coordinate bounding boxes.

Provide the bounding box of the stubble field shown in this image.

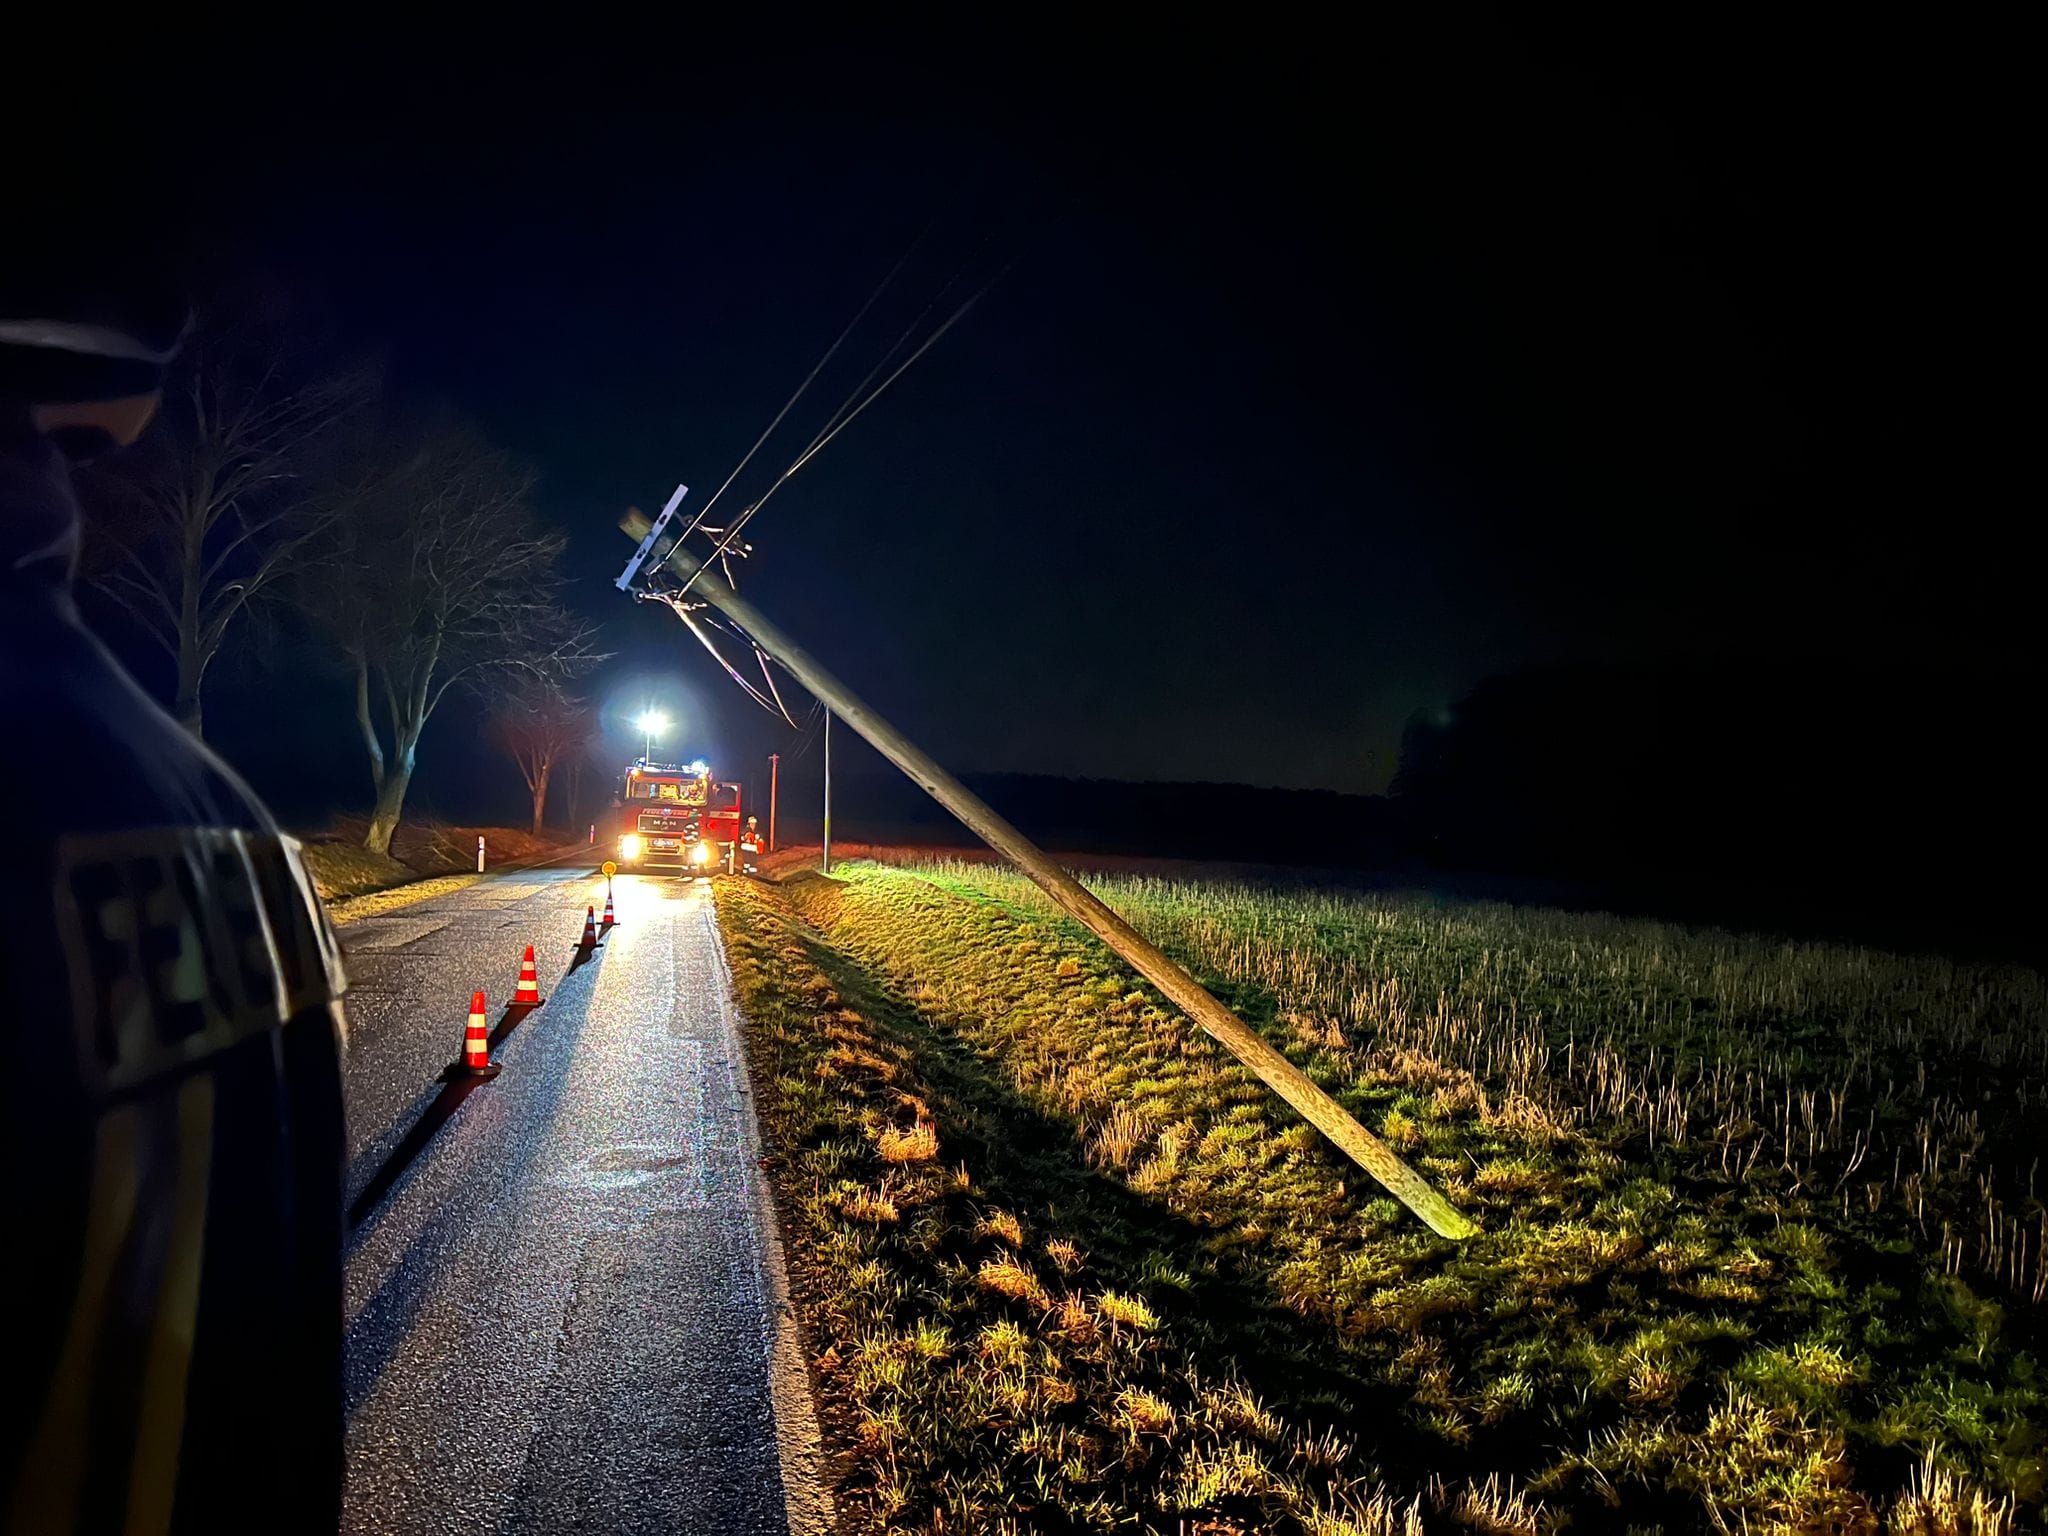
[714,855,2044,1533]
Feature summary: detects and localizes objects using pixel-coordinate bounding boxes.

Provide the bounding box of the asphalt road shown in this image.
[337,861,826,1534]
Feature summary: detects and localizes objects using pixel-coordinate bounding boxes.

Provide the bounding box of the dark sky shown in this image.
[75,15,2032,800]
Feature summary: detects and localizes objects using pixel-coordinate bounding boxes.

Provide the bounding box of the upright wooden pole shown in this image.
[768,751,780,851]
[652,543,1477,1239]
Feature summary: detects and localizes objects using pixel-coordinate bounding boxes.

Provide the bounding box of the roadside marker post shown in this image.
[477,835,486,873]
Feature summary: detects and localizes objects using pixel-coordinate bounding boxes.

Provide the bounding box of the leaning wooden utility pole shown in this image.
[650,540,1477,1239]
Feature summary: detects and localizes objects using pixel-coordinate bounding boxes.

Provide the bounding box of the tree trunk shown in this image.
[365,655,436,857]
[175,598,205,738]
[177,489,206,738]
[353,655,386,792]
[174,665,204,739]
[365,740,417,856]
[530,759,552,836]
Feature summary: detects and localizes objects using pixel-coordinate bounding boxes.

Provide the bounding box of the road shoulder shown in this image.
[707,889,839,1536]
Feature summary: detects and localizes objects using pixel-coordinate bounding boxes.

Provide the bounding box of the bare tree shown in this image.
[557,733,612,843]
[488,688,595,835]
[310,428,604,854]
[80,296,370,736]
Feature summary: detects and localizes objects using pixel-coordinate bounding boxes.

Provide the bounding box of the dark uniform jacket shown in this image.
[1,435,347,1534]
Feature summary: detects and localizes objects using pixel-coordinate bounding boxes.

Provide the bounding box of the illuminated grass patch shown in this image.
[715,862,2044,1532]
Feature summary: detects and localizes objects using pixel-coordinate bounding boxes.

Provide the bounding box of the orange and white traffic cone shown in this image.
[445,989,502,1080]
[513,944,544,1007]
[600,887,616,928]
[578,905,599,949]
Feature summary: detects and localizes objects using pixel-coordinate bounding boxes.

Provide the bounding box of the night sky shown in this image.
[67,16,2030,806]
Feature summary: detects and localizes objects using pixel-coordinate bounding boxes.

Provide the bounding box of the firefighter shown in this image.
[2,255,348,1531]
[739,814,763,874]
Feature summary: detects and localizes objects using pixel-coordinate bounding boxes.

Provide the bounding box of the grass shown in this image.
[321,872,487,927]
[714,858,2044,1533]
[300,841,418,903]
[303,820,571,922]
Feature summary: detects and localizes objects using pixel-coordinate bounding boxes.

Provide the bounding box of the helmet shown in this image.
[1,239,187,459]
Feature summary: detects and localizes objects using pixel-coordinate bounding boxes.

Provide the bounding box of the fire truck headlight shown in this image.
[689,841,714,866]
[619,834,643,861]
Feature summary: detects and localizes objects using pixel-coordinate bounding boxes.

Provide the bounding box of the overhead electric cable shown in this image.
[802,241,989,448]
[673,220,935,550]
[665,600,783,714]
[755,645,800,728]
[783,699,827,766]
[680,263,1013,597]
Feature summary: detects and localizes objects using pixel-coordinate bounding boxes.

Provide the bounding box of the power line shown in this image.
[755,643,799,727]
[805,239,990,450]
[628,203,1017,743]
[667,601,783,715]
[681,260,1013,597]
[671,220,936,554]
[782,699,826,765]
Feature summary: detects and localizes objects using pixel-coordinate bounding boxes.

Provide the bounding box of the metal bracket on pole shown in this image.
[614,483,690,593]
[640,538,1478,1240]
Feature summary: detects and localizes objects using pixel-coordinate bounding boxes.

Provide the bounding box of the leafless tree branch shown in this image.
[303,424,610,853]
[76,291,375,737]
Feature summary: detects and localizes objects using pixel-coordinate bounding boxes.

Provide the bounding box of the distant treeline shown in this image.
[800,770,1401,867]
[1389,662,2043,959]
[796,662,2042,962]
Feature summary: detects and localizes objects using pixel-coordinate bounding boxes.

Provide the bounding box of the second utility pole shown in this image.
[821,710,832,874]
[768,751,779,852]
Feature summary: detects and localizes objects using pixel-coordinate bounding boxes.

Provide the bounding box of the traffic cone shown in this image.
[513,944,544,1007]
[600,887,616,928]
[445,989,501,1080]
[578,905,599,949]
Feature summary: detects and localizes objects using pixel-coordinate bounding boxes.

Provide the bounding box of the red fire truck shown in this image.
[612,758,741,876]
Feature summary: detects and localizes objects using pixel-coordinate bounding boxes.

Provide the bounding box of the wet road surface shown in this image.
[338,863,825,1534]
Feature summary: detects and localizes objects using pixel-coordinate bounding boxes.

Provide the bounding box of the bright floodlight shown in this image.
[637,710,671,761]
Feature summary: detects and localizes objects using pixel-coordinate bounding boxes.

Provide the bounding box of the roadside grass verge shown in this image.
[300,841,419,904]
[321,873,487,927]
[303,822,572,924]
[715,862,2043,1533]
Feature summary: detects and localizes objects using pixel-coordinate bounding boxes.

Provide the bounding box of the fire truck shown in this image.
[612,758,741,876]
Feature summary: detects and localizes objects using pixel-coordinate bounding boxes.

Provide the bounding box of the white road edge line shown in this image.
[704,897,836,1536]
